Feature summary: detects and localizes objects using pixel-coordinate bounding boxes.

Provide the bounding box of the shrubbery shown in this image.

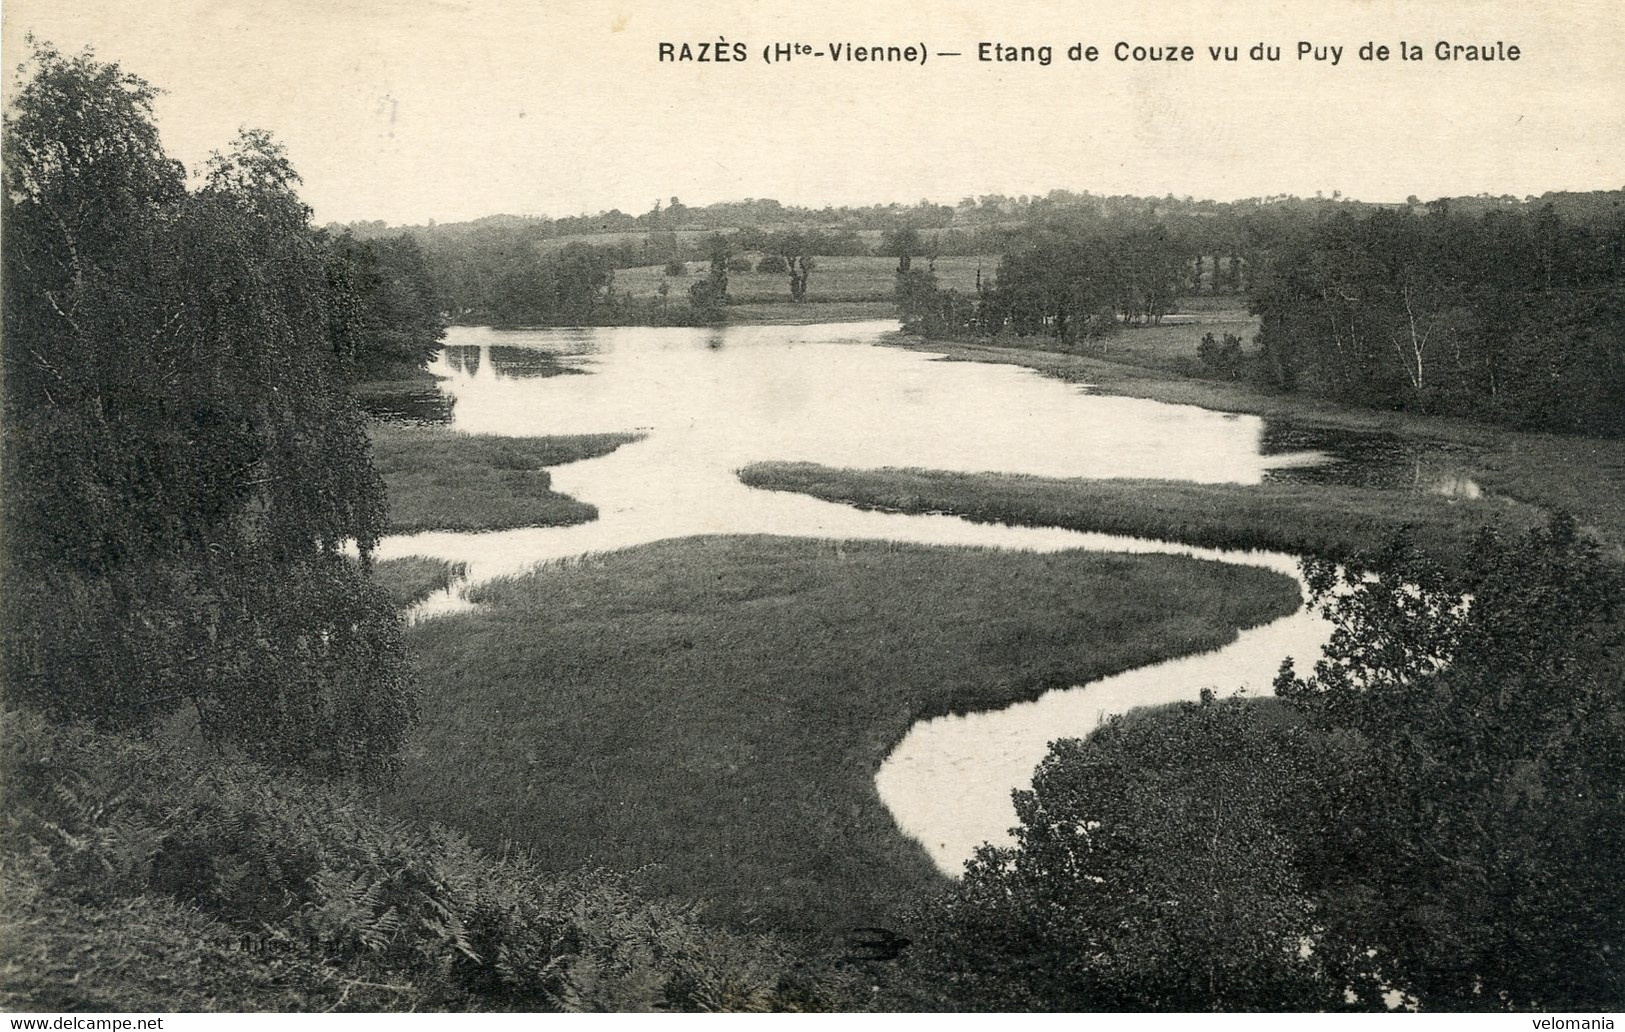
[1197,331,1245,380]
[894,695,1352,1011]
[903,516,1625,1011]
[0,708,850,1012]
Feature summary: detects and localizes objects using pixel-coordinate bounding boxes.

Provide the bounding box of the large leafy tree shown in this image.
[1276,517,1625,1010]
[2,43,413,776]
[910,516,1623,1011]
[326,231,445,377]
[903,697,1362,1012]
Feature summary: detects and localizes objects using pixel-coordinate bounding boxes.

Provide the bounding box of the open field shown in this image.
[614,255,997,303]
[1089,304,1260,378]
[738,463,1548,576]
[726,300,897,324]
[1168,291,1252,313]
[368,425,642,533]
[533,226,891,254]
[536,227,739,252]
[388,535,1301,932]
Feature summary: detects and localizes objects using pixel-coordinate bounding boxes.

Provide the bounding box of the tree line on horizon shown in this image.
[335,186,1625,364]
[897,201,1625,437]
[339,186,1625,244]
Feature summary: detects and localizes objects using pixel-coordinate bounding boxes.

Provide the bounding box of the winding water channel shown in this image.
[378,321,1465,874]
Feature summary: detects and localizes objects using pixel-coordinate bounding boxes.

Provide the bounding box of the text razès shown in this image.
[657,38,1524,67]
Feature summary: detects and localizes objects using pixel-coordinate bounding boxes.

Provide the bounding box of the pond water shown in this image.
[377,321,1435,873]
[383,321,1335,610]
[1260,421,1484,497]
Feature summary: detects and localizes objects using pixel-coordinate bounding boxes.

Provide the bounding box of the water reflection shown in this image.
[441,343,589,380]
[412,322,1326,483]
[1261,421,1483,495]
[357,386,455,426]
[446,344,480,378]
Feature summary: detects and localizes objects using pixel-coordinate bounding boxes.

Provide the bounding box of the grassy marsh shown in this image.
[369,425,642,533]
[738,462,1547,572]
[388,535,1301,933]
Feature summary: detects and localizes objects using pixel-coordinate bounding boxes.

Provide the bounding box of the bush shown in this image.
[0,708,852,1012]
[898,696,1354,1011]
[906,516,1625,1012]
[755,255,788,275]
[1275,516,1625,1010]
[3,555,414,779]
[663,260,687,276]
[1197,331,1244,380]
[726,257,754,273]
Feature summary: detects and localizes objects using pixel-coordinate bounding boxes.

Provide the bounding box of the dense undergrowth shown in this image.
[0,708,856,1012]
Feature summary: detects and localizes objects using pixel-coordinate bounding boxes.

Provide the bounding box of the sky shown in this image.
[4,0,1622,226]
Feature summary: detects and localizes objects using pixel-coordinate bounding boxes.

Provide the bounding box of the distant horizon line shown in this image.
[320,184,1625,232]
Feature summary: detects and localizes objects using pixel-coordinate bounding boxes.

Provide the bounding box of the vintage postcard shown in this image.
[2,0,1621,1022]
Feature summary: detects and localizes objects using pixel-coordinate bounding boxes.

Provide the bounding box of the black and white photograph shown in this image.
[1,0,1622,1020]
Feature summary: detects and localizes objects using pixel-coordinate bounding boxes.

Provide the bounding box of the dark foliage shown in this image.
[1250,206,1625,434]
[1197,331,1245,380]
[326,231,445,377]
[1275,516,1625,1010]
[897,216,1186,341]
[911,515,1625,1011]
[0,708,851,1012]
[1,43,411,774]
[900,696,1359,1011]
